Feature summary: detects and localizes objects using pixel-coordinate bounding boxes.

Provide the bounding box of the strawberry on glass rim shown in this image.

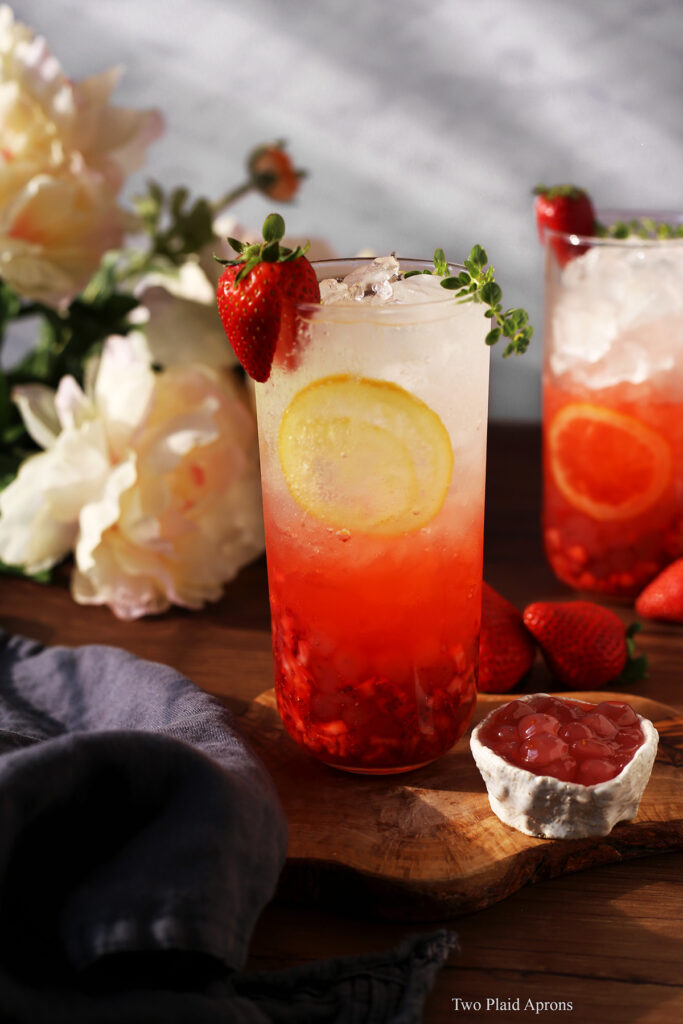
[533,183,596,267]
[215,213,320,382]
[471,693,659,839]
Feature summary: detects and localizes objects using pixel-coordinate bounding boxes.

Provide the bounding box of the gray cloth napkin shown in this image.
[0,628,456,1023]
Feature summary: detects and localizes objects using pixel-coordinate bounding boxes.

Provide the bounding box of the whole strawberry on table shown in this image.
[479,584,648,694]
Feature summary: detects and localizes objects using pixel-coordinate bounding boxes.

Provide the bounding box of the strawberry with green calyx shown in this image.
[522,600,647,690]
[215,213,320,382]
[478,583,537,693]
[533,184,596,267]
[635,558,683,624]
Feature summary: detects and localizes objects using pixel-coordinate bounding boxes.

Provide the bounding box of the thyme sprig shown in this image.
[434,246,532,356]
[594,217,683,240]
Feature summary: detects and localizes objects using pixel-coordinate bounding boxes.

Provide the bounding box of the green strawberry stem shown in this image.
[616,621,648,686]
[215,213,310,282]
[533,183,589,200]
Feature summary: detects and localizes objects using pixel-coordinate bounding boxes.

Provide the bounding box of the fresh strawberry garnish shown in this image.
[215,213,320,382]
[533,184,596,267]
[478,583,536,693]
[635,558,683,623]
[522,600,647,689]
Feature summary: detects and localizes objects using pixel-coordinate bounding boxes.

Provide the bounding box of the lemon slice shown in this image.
[278,374,453,534]
[548,402,672,521]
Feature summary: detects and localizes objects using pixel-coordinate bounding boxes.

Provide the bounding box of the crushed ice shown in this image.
[319,256,447,305]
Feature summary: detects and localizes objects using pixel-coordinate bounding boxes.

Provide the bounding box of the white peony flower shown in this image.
[0,331,265,620]
[132,259,239,372]
[0,4,162,304]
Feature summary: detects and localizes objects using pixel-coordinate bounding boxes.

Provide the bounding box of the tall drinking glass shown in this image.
[254,258,490,774]
[541,213,683,599]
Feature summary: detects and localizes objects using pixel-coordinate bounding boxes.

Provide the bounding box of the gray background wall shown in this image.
[11,0,683,421]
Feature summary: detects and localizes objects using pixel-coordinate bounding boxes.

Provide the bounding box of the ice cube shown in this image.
[388,272,448,304]
[342,255,400,300]
[551,242,683,388]
[319,278,351,304]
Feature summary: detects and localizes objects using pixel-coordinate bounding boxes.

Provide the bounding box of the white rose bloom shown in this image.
[0,4,162,304]
[0,331,265,620]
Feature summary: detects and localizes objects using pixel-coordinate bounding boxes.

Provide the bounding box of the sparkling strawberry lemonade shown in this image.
[542,221,683,598]
[254,257,491,773]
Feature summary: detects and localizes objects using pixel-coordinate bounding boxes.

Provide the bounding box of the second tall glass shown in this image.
[542,214,683,599]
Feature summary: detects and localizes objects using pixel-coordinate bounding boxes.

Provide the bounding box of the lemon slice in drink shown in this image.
[278,374,453,534]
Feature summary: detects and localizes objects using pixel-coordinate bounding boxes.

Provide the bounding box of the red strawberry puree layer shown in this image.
[478,695,644,786]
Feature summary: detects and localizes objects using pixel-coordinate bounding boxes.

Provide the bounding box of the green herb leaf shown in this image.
[436,246,533,356]
[594,217,683,240]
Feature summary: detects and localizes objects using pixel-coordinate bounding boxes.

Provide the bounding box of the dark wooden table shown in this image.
[1,424,682,1023]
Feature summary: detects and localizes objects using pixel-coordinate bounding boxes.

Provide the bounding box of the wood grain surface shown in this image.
[1,424,682,1022]
[239,689,683,918]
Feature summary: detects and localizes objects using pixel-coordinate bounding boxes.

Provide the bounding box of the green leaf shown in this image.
[262,213,285,243]
[432,248,449,276]
[440,276,462,291]
[469,244,488,267]
[480,281,502,307]
[434,243,532,356]
[261,240,280,262]
[0,558,52,583]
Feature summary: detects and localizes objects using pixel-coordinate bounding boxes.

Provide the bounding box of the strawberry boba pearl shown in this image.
[470,693,659,839]
[478,694,644,785]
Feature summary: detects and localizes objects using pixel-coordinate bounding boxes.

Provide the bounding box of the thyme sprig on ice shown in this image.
[407,246,533,356]
[594,218,683,240]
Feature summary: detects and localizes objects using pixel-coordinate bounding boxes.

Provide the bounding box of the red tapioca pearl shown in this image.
[665,518,683,557]
[596,701,639,728]
[634,560,659,584]
[577,758,619,786]
[495,724,520,744]
[567,544,588,567]
[518,713,561,739]
[497,700,534,725]
[544,528,562,552]
[495,740,520,763]
[570,737,614,760]
[616,726,644,753]
[536,695,578,722]
[559,721,592,743]
[543,756,577,783]
[582,712,618,739]
[519,732,569,767]
[568,699,594,719]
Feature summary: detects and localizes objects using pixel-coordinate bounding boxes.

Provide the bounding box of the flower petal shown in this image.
[11,382,60,449]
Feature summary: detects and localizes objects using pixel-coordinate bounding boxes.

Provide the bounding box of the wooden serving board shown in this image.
[239,691,683,920]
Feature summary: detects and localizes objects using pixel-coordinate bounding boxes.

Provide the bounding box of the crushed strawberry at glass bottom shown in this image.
[254,257,490,773]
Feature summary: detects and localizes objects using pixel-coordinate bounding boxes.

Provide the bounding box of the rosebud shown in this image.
[247,142,305,202]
